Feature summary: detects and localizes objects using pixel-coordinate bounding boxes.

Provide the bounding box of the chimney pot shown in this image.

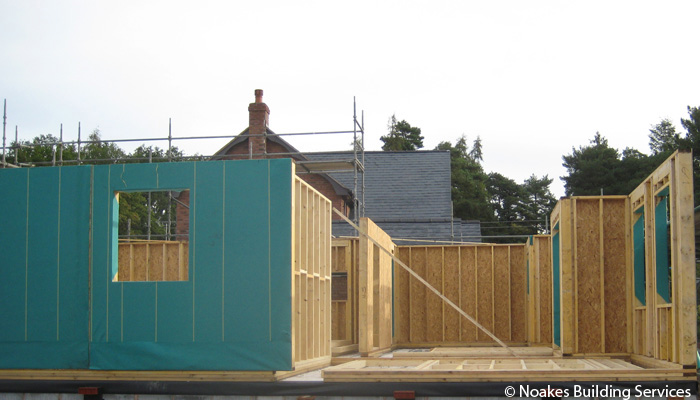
[255,89,263,103]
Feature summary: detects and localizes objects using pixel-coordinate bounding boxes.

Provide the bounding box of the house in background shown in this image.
[306,151,481,244]
[209,89,481,243]
[210,89,353,219]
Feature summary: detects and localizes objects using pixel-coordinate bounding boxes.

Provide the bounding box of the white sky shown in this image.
[1,1,699,197]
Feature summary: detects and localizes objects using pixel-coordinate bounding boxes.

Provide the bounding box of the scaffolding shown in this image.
[0,98,367,230]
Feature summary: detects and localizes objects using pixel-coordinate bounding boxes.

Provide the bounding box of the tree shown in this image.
[8,134,78,165]
[680,106,700,205]
[563,132,671,197]
[380,115,424,151]
[82,129,126,163]
[435,135,492,222]
[521,174,557,233]
[649,118,682,155]
[561,132,620,195]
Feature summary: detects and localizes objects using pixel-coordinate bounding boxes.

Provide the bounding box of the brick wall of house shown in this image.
[173,89,350,233]
[222,141,348,219]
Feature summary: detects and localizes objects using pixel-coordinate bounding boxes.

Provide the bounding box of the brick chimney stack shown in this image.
[248,89,269,157]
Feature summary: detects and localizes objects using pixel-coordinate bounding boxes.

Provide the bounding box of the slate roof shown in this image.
[305,151,481,243]
[305,151,452,220]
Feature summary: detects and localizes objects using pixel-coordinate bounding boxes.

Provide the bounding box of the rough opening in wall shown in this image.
[113,189,190,282]
[655,188,672,303]
[633,207,646,306]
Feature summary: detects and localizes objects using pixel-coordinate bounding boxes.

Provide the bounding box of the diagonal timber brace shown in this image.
[332,208,518,357]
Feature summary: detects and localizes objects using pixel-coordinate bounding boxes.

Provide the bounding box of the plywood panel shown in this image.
[493,246,510,341]
[603,199,628,353]
[537,237,552,344]
[409,247,427,342]
[395,247,411,343]
[575,199,602,353]
[476,246,494,342]
[510,245,527,343]
[460,246,477,342]
[443,247,461,342]
[426,247,444,342]
[148,243,164,281]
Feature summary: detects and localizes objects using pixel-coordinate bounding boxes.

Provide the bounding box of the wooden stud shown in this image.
[599,198,605,353]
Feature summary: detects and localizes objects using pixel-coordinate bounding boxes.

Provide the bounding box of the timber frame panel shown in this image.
[292,174,333,368]
[549,196,631,356]
[527,235,553,345]
[549,151,696,367]
[628,150,696,366]
[331,238,359,346]
[393,244,528,346]
[358,218,394,355]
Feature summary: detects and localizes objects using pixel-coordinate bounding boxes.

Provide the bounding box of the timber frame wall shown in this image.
[331,238,359,345]
[550,151,696,366]
[358,218,394,355]
[549,196,631,356]
[292,175,333,368]
[527,235,553,345]
[628,150,696,366]
[393,244,528,346]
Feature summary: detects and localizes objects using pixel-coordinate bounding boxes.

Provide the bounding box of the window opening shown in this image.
[654,189,671,303]
[632,208,646,305]
[114,189,190,282]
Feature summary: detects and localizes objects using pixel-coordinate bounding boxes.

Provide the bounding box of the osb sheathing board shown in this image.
[527,235,552,345]
[393,244,527,346]
[331,238,358,344]
[552,196,630,355]
[628,150,696,366]
[117,241,189,281]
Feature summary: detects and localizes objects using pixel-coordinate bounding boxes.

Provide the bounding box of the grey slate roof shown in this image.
[305,150,452,220]
[305,151,481,243]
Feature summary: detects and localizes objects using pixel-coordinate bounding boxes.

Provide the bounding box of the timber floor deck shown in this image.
[320,347,696,383]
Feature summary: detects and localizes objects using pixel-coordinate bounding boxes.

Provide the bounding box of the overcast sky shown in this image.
[2,1,699,197]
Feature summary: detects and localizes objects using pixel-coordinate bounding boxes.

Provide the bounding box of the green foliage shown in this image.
[680,106,700,205]
[649,118,682,155]
[438,134,557,242]
[435,135,492,222]
[7,128,188,240]
[380,115,424,151]
[562,132,620,195]
[561,132,667,196]
[522,174,558,233]
[81,129,126,163]
[484,173,557,242]
[118,190,178,239]
[7,134,78,165]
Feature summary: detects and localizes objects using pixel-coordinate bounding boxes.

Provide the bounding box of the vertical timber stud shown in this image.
[359,218,373,355]
[598,198,605,353]
[644,180,656,358]
[625,196,634,354]
[672,152,696,366]
[559,198,575,355]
